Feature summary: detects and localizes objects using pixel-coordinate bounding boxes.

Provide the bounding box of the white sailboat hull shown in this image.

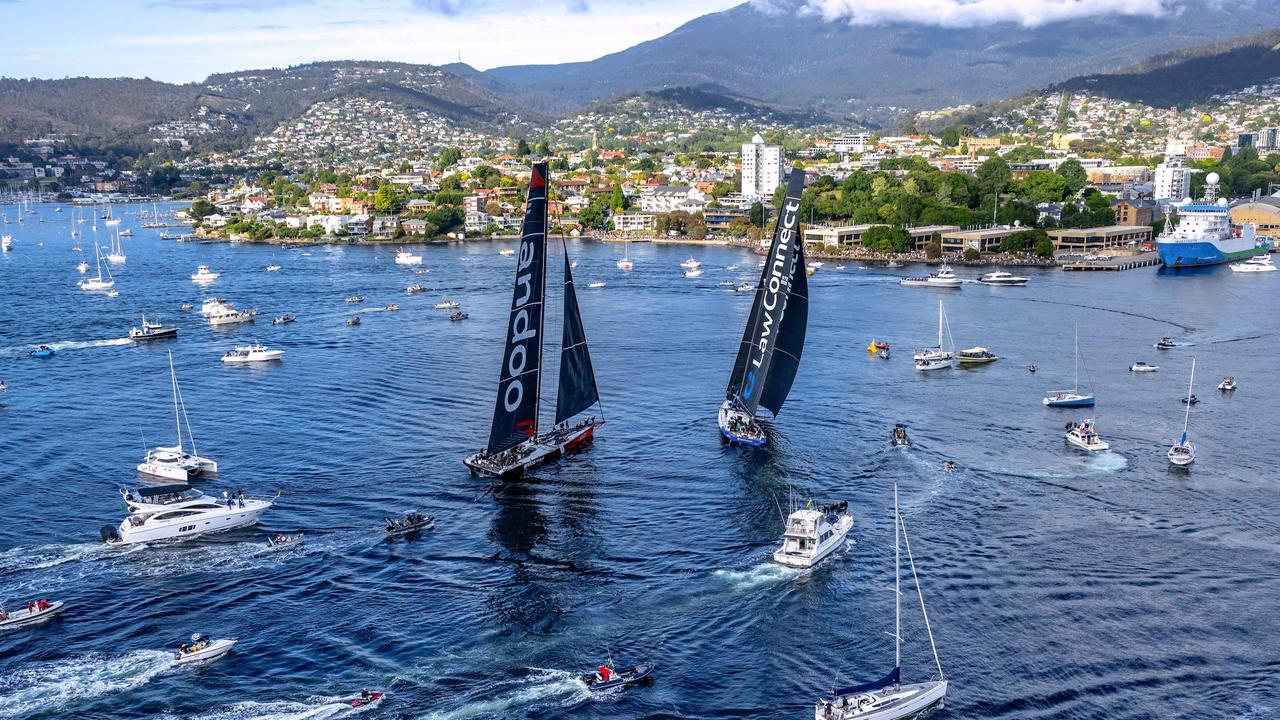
[818,680,947,720]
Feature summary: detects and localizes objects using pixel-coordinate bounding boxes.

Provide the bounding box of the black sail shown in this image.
[759,179,808,416]
[486,161,549,453]
[726,168,808,416]
[554,248,599,425]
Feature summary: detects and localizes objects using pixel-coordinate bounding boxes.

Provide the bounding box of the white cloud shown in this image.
[752,0,1176,28]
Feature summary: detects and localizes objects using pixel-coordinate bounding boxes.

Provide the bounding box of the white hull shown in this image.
[110,499,271,545]
[1168,443,1195,466]
[774,515,853,568]
[0,601,65,630]
[176,638,236,664]
[78,279,115,291]
[222,350,285,363]
[208,311,256,326]
[818,680,947,720]
[1066,430,1108,452]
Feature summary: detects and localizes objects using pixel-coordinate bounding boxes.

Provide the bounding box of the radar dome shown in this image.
[1217,198,1228,206]
[1182,197,1193,205]
[1206,172,1220,185]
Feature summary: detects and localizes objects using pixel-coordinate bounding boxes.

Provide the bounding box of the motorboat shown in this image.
[813,486,947,720]
[726,264,739,271]
[718,397,766,446]
[579,662,654,693]
[1065,419,1109,452]
[450,311,469,321]
[0,235,10,252]
[207,306,257,326]
[29,345,55,358]
[680,257,701,270]
[222,344,285,363]
[684,268,703,278]
[191,264,219,282]
[835,265,846,270]
[1229,254,1276,272]
[913,301,954,371]
[406,284,426,293]
[588,281,605,288]
[265,533,303,549]
[101,485,274,545]
[266,264,282,272]
[736,282,755,292]
[1155,337,1177,350]
[956,347,998,364]
[415,268,430,274]
[977,270,1029,285]
[885,260,902,268]
[175,634,236,665]
[77,260,89,273]
[0,600,65,631]
[774,499,853,568]
[385,304,400,311]
[200,297,230,316]
[394,248,423,265]
[1169,359,1197,467]
[891,424,910,447]
[346,316,361,326]
[181,303,193,311]
[346,295,364,304]
[719,280,736,287]
[434,299,460,309]
[1129,362,1159,372]
[1218,376,1236,391]
[1181,394,1199,405]
[385,513,434,537]
[118,228,134,237]
[272,315,296,325]
[128,315,178,341]
[900,264,961,288]
[499,247,515,256]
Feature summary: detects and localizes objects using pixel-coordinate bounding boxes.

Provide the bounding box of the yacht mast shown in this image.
[1181,358,1196,441]
[169,352,184,453]
[894,481,901,674]
[1073,322,1080,394]
[936,301,943,349]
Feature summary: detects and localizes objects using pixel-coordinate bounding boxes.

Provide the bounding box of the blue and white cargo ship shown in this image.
[1157,172,1264,268]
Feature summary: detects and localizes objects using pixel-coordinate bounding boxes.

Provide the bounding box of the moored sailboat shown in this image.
[137,352,218,481]
[1043,324,1095,407]
[913,301,954,371]
[1168,358,1197,467]
[719,167,808,446]
[463,162,604,478]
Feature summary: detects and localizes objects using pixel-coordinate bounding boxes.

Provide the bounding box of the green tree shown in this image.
[999,228,1047,253]
[924,240,943,260]
[578,205,605,228]
[514,138,531,156]
[977,156,1012,197]
[373,184,402,214]
[1033,237,1056,257]
[860,225,913,253]
[434,148,461,171]
[189,199,215,221]
[609,185,626,212]
[437,174,462,192]
[749,201,765,228]
[941,126,961,148]
[962,247,981,261]
[1056,158,1087,195]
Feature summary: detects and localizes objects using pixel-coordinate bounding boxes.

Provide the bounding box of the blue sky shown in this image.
[0,0,741,82]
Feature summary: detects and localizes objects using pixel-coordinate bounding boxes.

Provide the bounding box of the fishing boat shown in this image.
[128,315,178,341]
[78,243,115,291]
[1129,362,1159,373]
[913,301,954,372]
[1065,418,1108,452]
[773,498,853,569]
[175,634,236,665]
[977,270,1029,286]
[394,248,423,265]
[190,264,220,282]
[718,168,808,447]
[221,344,285,363]
[680,257,701,270]
[580,661,654,692]
[956,347,998,365]
[0,600,65,631]
[617,240,633,270]
[1043,324,1095,407]
[1168,359,1197,466]
[1229,254,1276,272]
[138,352,218,480]
[207,305,257,326]
[463,162,605,478]
[814,482,947,720]
[1218,376,1236,391]
[200,297,230,316]
[899,264,961,288]
[102,485,273,545]
[433,299,460,309]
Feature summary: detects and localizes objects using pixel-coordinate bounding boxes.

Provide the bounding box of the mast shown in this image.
[894,481,901,675]
[937,301,944,349]
[1073,323,1080,394]
[485,161,550,454]
[169,351,183,452]
[1181,358,1195,443]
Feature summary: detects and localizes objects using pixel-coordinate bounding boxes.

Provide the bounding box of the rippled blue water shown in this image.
[1,203,1278,720]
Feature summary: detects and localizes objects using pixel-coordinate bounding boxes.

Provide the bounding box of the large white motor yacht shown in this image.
[773,500,854,569]
[200,297,230,316]
[101,485,274,545]
[977,270,1029,285]
[207,305,257,326]
[394,248,423,265]
[900,264,962,288]
[680,257,701,270]
[221,343,285,363]
[1229,254,1277,273]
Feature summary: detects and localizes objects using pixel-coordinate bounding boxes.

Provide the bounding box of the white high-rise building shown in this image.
[1154,139,1192,202]
[741,133,784,200]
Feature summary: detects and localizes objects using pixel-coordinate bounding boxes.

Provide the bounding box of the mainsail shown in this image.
[554,248,600,425]
[726,168,808,416]
[486,161,549,453]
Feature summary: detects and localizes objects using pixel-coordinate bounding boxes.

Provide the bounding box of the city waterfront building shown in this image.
[1154,140,1192,201]
[1048,225,1153,253]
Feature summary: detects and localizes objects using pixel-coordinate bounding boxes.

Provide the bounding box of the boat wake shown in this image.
[164,696,381,720]
[418,669,590,720]
[0,337,133,358]
[712,562,804,592]
[0,650,173,720]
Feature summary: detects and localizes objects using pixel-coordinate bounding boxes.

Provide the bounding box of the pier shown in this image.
[1061,254,1162,271]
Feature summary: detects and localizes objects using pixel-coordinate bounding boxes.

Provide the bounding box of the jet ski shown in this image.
[579,662,654,692]
[342,690,383,708]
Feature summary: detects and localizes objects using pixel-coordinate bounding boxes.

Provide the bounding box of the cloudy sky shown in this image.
[3,0,1180,83]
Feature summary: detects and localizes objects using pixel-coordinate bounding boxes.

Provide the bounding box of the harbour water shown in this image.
[1,205,1278,719]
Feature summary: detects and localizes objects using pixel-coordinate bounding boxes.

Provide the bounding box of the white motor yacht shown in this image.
[773,499,853,569]
[1229,254,1276,273]
[434,299,460,309]
[736,282,755,292]
[900,263,962,288]
[1065,418,1108,452]
[266,263,282,272]
[175,634,236,665]
[200,297,230,316]
[977,270,1029,285]
[191,265,220,282]
[1218,376,1236,391]
[207,305,257,326]
[101,485,274,545]
[1129,362,1159,372]
[680,257,701,270]
[221,343,285,363]
[684,268,703,278]
[394,248,423,265]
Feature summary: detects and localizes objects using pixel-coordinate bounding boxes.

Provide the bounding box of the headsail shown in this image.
[554,246,600,425]
[726,167,808,416]
[486,161,550,453]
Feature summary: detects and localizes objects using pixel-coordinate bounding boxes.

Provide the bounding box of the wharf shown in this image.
[1061,254,1161,271]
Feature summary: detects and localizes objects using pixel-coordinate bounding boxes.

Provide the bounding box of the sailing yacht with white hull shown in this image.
[137,352,217,481]
[815,483,947,720]
[1168,358,1197,467]
[913,301,954,371]
[78,243,115,291]
[719,168,808,446]
[1043,324,1095,408]
[464,162,604,478]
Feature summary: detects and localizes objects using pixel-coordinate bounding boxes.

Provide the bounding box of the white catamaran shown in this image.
[463,162,605,478]
[815,483,947,720]
[137,352,218,481]
[1168,358,1197,467]
[719,168,809,446]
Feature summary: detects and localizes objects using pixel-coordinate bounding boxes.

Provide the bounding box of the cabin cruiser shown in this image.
[736,282,755,292]
[434,299,460,309]
[956,347,998,364]
[680,257,701,270]
[200,297,230,316]
[773,499,854,569]
[1065,419,1108,452]
[900,264,961,288]
[977,270,1029,285]
[207,305,257,326]
[221,344,285,363]
[191,264,220,282]
[175,633,236,665]
[1218,376,1236,391]
[684,268,703,278]
[346,295,364,304]
[1155,337,1177,350]
[394,248,423,265]
[118,228,134,237]
[0,599,65,630]
[406,283,426,293]
[128,315,178,341]
[101,485,274,545]
[1229,254,1277,272]
[1129,362,1159,372]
